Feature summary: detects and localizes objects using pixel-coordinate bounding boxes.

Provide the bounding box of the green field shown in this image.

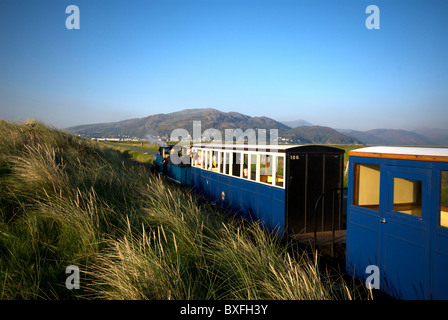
[105,140,160,151]
[0,120,370,300]
[102,143,155,165]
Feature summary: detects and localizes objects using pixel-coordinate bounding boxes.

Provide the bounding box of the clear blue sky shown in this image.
[0,0,447,130]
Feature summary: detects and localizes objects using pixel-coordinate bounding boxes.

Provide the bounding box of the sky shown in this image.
[0,0,447,131]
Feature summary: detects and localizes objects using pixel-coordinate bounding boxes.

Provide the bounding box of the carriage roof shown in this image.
[192,143,344,154]
[348,146,448,162]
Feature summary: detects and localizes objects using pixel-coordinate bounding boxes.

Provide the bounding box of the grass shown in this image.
[0,119,369,300]
[105,140,159,152]
[102,143,155,165]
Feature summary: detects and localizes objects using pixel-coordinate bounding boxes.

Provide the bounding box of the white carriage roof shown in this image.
[192,143,302,150]
[192,143,345,154]
[348,146,448,162]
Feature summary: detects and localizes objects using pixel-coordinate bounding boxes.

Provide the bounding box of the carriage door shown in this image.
[382,165,431,299]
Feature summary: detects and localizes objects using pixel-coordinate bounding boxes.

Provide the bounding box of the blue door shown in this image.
[382,165,431,299]
[432,167,448,299]
[346,161,382,284]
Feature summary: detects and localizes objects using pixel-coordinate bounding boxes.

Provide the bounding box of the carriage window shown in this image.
[162,148,170,160]
[204,150,211,170]
[202,150,208,169]
[191,149,196,166]
[202,150,207,169]
[275,156,285,187]
[259,154,272,185]
[193,150,204,168]
[242,154,257,181]
[216,151,222,173]
[441,171,448,228]
[232,152,242,178]
[222,152,231,175]
[221,152,226,174]
[243,154,249,178]
[353,164,380,211]
[227,152,233,175]
[250,154,257,181]
[210,151,219,172]
[393,178,422,218]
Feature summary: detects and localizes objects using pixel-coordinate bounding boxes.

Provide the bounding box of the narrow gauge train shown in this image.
[154,143,345,236]
[153,143,448,300]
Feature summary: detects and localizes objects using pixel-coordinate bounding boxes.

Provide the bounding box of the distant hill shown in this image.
[281,119,313,128]
[66,108,447,146]
[339,128,447,146]
[66,108,363,145]
[413,128,448,146]
[283,126,363,145]
[66,108,291,141]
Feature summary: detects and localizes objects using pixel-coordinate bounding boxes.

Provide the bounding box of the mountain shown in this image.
[66,108,365,145]
[281,119,313,128]
[413,128,448,146]
[283,126,363,145]
[336,129,386,145]
[66,108,291,141]
[339,129,446,146]
[66,108,446,146]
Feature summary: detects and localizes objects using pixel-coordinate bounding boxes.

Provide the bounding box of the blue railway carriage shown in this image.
[346,146,448,300]
[153,145,191,185]
[190,144,345,237]
[153,145,173,169]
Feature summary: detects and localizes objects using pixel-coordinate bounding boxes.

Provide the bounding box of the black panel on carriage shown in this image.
[285,145,344,236]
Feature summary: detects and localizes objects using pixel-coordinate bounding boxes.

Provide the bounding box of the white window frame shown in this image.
[191,147,285,189]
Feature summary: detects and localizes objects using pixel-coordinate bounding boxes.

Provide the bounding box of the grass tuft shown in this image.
[0,119,369,300]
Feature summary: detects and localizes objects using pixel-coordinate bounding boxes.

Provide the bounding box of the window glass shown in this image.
[204,150,211,170]
[353,164,380,211]
[203,150,212,170]
[217,151,223,173]
[243,154,249,179]
[232,153,242,177]
[275,156,284,187]
[227,152,233,175]
[259,154,272,185]
[193,150,204,168]
[162,147,171,160]
[222,152,231,175]
[250,154,257,181]
[191,149,196,166]
[210,151,219,171]
[220,152,225,174]
[393,177,422,217]
[441,171,448,228]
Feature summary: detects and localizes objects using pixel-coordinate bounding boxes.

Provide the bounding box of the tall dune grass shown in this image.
[0,119,368,300]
